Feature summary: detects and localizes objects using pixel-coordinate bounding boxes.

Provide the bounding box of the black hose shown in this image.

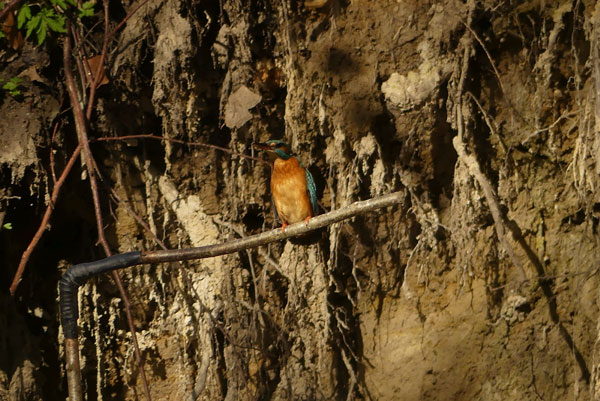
[59,251,142,339]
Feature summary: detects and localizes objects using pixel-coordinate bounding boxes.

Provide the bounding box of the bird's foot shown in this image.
[304,216,311,225]
[281,223,288,232]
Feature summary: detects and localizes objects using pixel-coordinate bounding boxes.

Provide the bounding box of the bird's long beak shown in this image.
[253,142,270,151]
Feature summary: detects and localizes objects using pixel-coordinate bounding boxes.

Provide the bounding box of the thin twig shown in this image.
[70,26,90,105]
[96,134,268,164]
[462,20,505,95]
[0,0,21,23]
[63,22,153,401]
[64,23,105,250]
[9,145,82,295]
[467,92,508,155]
[85,0,110,120]
[522,111,576,144]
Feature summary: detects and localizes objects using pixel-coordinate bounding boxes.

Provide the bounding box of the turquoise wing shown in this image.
[305,168,319,215]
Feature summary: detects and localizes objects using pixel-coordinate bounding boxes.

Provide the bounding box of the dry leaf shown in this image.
[84,55,109,88]
[223,85,262,129]
[18,66,44,83]
[1,12,24,51]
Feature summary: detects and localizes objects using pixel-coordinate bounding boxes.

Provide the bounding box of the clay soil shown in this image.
[1,0,600,400]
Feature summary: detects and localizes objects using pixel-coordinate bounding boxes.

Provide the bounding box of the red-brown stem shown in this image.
[65,338,84,401]
[0,0,21,23]
[96,134,269,165]
[9,144,83,296]
[63,22,153,401]
[70,28,89,105]
[85,0,109,120]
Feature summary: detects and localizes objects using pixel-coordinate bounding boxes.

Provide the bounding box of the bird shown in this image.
[253,139,318,232]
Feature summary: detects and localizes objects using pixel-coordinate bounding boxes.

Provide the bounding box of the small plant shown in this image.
[3,222,13,230]
[2,77,24,97]
[18,2,66,45]
[77,1,95,18]
[1,0,97,46]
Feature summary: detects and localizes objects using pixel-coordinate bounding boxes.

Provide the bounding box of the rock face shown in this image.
[1,0,600,400]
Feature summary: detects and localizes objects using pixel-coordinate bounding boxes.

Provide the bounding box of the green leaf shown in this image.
[3,223,12,230]
[26,15,41,39]
[78,1,95,18]
[36,20,47,45]
[3,77,23,89]
[45,15,66,33]
[17,4,31,29]
[2,77,24,97]
[50,0,69,10]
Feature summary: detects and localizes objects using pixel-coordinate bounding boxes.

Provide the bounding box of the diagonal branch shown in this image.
[60,192,403,299]
[9,144,82,295]
[95,134,268,164]
[63,21,152,401]
[60,191,403,332]
[140,192,403,264]
[85,0,109,120]
[0,0,21,23]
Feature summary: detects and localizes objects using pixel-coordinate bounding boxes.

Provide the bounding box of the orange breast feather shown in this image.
[271,158,313,224]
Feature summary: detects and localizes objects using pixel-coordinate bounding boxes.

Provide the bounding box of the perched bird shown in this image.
[253,139,318,231]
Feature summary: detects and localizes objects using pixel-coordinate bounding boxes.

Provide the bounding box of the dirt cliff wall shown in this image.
[1,0,600,400]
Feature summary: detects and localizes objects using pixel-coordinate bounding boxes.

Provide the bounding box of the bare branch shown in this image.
[96,134,268,164]
[0,0,21,23]
[85,0,110,120]
[63,22,153,401]
[9,144,82,295]
[140,192,403,264]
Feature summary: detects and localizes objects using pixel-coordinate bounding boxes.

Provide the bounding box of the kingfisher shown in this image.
[253,139,318,231]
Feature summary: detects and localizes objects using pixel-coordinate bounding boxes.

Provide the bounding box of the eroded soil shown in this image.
[1,0,600,400]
